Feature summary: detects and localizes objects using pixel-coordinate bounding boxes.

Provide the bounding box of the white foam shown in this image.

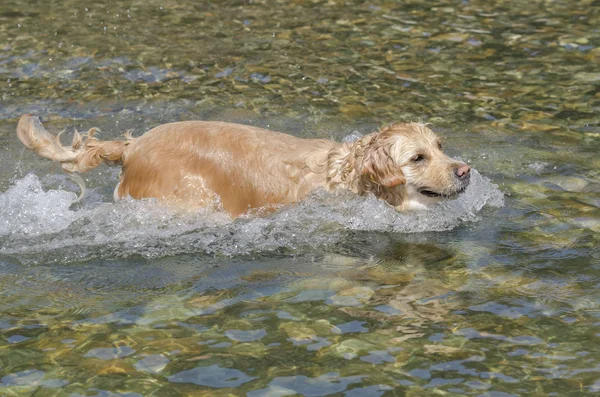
[0,171,503,263]
[0,174,80,237]
[341,131,363,143]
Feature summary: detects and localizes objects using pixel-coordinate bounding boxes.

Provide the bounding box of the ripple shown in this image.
[247,372,364,397]
[468,301,536,319]
[0,320,13,329]
[210,342,232,348]
[331,321,369,334]
[134,354,170,374]
[168,364,256,388]
[344,385,394,397]
[70,390,143,397]
[224,329,267,342]
[360,350,396,364]
[0,369,68,388]
[84,346,136,360]
[456,328,544,345]
[7,335,29,344]
[427,356,519,385]
[424,377,465,389]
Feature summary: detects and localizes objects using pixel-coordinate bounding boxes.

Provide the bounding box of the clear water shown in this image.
[1,0,599,396]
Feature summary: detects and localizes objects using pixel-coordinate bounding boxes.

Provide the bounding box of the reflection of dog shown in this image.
[17,115,470,217]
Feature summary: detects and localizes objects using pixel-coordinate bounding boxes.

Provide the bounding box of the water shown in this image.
[1,0,599,396]
[0,169,503,263]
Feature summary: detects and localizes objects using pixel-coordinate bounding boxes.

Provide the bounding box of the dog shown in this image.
[16,114,471,217]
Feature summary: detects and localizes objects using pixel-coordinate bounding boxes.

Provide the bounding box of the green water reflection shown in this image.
[1,0,599,396]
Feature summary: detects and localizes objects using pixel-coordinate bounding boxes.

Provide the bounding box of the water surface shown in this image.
[1,0,599,396]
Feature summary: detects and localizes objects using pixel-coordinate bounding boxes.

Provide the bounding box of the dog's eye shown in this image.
[412,154,425,163]
[437,142,442,150]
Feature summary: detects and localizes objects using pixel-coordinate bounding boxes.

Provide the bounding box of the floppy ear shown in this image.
[361,139,405,188]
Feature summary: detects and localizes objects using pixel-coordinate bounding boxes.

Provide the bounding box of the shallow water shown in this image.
[1,0,599,396]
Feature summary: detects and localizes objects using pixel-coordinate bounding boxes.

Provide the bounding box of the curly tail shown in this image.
[17,114,136,201]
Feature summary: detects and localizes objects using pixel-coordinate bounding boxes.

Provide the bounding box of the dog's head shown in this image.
[361,123,471,210]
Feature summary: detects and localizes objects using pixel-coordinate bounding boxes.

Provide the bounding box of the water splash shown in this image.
[0,173,80,237]
[342,130,363,143]
[0,171,503,263]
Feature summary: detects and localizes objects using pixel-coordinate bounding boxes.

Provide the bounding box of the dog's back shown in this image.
[118,121,336,216]
[17,115,338,216]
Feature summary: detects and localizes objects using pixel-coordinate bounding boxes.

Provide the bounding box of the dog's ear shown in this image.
[361,139,405,188]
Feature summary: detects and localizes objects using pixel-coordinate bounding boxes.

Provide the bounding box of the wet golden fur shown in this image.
[17,115,470,217]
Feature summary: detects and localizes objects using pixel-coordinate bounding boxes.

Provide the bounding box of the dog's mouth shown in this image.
[419,185,467,199]
[419,189,443,198]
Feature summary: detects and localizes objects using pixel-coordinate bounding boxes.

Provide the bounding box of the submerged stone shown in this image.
[546,176,589,192]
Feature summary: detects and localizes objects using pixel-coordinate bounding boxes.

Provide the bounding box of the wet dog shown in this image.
[17,115,470,217]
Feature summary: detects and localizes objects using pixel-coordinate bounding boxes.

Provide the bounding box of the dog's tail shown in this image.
[17,114,136,201]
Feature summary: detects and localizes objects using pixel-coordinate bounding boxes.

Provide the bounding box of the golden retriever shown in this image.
[16,114,470,217]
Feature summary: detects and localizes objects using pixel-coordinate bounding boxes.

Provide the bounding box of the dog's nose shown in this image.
[454,164,471,179]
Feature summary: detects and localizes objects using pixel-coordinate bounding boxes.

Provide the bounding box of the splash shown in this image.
[0,173,80,237]
[0,170,503,263]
